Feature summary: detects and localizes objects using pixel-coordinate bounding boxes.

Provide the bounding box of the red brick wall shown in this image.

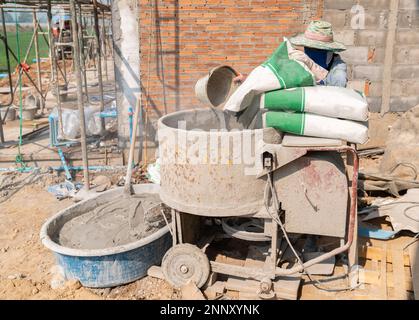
[138,0,323,121]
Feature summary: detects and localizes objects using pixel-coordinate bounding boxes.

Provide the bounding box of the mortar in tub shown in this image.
[40,184,172,288]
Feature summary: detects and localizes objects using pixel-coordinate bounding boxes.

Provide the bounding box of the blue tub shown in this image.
[40,184,172,288]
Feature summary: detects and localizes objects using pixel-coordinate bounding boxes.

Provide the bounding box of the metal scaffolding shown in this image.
[0,0,112,188]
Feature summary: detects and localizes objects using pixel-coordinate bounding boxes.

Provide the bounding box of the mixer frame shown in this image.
[161,145,359,298]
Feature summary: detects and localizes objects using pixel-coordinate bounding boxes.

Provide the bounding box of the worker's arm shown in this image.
[233,73,247,84]
[321,54,348,88]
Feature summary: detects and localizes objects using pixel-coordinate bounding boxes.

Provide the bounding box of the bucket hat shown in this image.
[289,20,346,52]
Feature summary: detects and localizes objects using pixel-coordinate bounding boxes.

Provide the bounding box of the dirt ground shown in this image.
[0,172,178,300]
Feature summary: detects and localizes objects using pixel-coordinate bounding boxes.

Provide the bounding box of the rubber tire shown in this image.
[161,243,210,289]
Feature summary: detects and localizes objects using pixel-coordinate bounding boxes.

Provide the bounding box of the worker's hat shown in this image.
[289,20,346,52]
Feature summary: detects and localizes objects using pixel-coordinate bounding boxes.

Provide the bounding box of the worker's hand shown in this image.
[233,73,246,84]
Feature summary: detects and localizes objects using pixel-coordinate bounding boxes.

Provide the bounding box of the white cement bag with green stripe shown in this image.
[224,39,320,113]
[261,86,369,121]
[263,112,369,144]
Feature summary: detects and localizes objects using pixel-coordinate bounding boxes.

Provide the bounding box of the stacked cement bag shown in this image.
[260,86,369,144]
[224,38,328,113]
[223,39,370,144]
[263,112,368,144]
[261,86,368,121]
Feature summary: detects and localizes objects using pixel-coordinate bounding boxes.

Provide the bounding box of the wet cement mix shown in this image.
[58,193,171,250]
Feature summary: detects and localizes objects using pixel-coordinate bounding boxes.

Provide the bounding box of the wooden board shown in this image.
[379,243,388,299]
[391,248,408,299]
[358,237,415,300]
[359,244,410,266]
[409,242,419,300]
[224,245,301,300]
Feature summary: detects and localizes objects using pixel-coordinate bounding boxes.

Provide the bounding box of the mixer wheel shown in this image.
[162,243,210,289]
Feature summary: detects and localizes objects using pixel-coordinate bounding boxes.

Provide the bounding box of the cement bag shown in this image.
[261,86,369,121]
[263,111,369,144]
[85,108,105,136]
[224,38,327,113]
[51,107,80,140]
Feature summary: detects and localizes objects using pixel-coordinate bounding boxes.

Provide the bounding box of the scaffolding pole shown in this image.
[32,9,44,113]
[70,0,90,189]
[93,0,104,113]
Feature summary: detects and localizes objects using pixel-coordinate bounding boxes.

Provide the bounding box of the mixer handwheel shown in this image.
[161,243,210,289]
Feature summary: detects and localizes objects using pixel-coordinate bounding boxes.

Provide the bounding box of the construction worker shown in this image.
[234,20,347,88]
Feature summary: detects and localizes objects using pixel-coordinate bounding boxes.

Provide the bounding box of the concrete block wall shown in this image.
[137,0,323,124]
[324,0,419,113]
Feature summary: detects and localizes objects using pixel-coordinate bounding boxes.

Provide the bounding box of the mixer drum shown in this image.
[158,109,349,237]
[158,109,281,217]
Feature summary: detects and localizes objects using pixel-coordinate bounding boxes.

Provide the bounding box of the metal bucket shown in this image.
[40,184,172,288]
[0,106,16,121]
[195,65,239,108]
[20,106,37,121]
[25,94,41,110]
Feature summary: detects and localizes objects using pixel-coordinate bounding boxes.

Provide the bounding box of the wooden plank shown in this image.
[362,269,413,292]
[391,248,408,299]
[359,245,410,266]
[238,291,262,300]
[380,243,388,300]
[181,281,206,300]
[225,276,299,300]
[214,254,245,267]
[409,242,419,300]
[203,281,225,300]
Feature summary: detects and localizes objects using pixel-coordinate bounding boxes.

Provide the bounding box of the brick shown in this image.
[369,82,384,96]
[399,0,419,10]
[392,65,419,79]
[334,30,355,45]
[353,65,384,81]
[368,47,386,63]
[356,30,387,46]
[361,10,389,29]
[398,10,419,28]
[340,46,369,64]
[396,30,419,44]
[137,0,326,114]
[390,96,419,112]
[324,0,355,10]
[358,0,390,9]
[348,80,366,93]
[323,10,347,28]
[389,81,403,96]
[401,79,419,96]
[367,96,383,113]
[346,9,388,30]
[394,45,419,64]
